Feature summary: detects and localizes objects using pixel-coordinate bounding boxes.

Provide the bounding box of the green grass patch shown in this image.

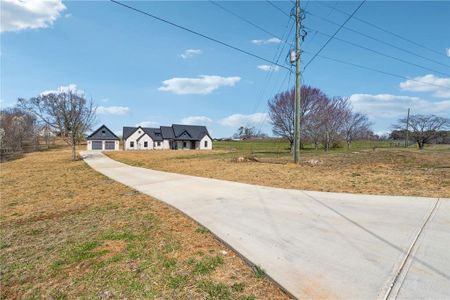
[193,255,224,275]
[253,265,266,278]
[198,280,231,300]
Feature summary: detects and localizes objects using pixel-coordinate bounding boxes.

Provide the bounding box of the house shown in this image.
[86,125,120,150]
[123,124,212,150]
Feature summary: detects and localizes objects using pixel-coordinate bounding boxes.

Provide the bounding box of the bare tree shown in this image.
[318,97,349,151]
[0,107,38,151]
[394,114,450,149]
[19,91,97,160]
[342,111,372,149]
[268,86,328,150]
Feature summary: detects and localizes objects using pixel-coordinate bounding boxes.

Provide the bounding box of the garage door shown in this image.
[92,141,103,150]
[105,141,115,150]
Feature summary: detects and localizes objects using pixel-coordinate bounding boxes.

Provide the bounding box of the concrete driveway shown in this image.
[81,151,449,299]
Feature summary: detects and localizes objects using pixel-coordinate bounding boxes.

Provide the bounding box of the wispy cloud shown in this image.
[447,48,450,57]
[1,0,66,32]
[399,74,450,98]
[159,75,241,95]
[41,84,83,96]
[97,106,130,115]
[180,116,212,125]
[349,93,450,117]
[219,113,268,127]
[179,49,202,59]
[251,37,281,45]
[257,65,280,72]
[136,121,158,128]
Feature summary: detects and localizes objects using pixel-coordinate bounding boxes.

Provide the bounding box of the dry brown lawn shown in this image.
[0,148,289,299]
[106,147,450,198]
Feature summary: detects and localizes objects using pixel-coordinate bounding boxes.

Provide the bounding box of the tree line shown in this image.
[268,86,373,151]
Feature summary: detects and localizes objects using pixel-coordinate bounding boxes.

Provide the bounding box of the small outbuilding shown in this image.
[86,125,119,151]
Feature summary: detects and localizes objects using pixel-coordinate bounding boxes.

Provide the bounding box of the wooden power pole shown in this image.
[293,0,301,163]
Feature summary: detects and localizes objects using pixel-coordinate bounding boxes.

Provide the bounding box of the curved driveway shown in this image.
[81,151,449,299]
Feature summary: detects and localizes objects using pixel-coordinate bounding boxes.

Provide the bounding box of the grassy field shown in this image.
[0,148,289,299]
[106,140,450,198]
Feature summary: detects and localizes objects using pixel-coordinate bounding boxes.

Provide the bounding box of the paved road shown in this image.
[81,151,450,299]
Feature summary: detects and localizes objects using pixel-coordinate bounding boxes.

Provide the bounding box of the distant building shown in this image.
[86,125,120,151]
[122,124,212,150]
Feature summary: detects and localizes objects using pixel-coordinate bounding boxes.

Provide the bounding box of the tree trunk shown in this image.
[418,141,424,150]
[72,143,76,160]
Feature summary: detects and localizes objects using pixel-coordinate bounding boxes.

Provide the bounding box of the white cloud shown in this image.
[179,49,202,59]
[41,84,84,96]
[219,113,268,127]
[251,37,281,45]
[447,48,450,57]
[349,93,450,117]
[96,106,130,115]
[180,116,212,125]
[257,64,280,72]
[1,0,66,32]
[399,74,450,98]
[159,75,241,95]
[136,121,158,128]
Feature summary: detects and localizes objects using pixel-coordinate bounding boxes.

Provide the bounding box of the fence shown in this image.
[0,144,52,162]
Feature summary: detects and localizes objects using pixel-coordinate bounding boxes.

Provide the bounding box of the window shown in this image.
[138,130,141,134]
[157,141,161,146]
[144,141,148,147]
[130,141,134,148]
[183,142,187,148]
[204,141,208,148]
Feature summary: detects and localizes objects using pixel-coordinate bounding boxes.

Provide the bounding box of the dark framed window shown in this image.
[157,141,161,146]
[204,141,208,147]
[144,141,148,147]
[183,142,187,148]
[130,141,134,148]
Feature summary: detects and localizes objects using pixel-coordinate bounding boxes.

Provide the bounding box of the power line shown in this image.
[318,1,449,58]
[266,0,291,18]
[303,0,366,70]
[208,0,293,47]
[110,0,291,71]
[305,11,449,68]
[302,50,450,89]
[303,25,450,76]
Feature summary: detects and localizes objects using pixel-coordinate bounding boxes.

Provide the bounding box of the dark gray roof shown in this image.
[172,124,210,141]
[160,126,175,139]
[87,125,119,140]
[123,124,211,141]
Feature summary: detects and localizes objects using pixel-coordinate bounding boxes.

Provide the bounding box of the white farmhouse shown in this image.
[123,124,212,150]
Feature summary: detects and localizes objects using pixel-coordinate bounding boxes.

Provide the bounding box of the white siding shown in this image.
[124,128,149,150]
[162,140,170,150]
[199,135,212,150]
[137,134,153,150]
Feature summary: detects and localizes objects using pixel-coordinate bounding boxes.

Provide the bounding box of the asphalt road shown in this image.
[81,151,450,299]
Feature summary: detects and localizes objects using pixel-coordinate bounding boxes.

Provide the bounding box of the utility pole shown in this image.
[405,108,410,148]
[293,0,301,163]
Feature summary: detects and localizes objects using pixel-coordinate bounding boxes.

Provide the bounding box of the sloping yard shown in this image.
[0,148,289,299]
[106,146,450,198]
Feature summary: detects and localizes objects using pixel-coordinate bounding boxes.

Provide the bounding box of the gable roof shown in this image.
[87,125,119,140]
[172,124,210,141]
[123,124,211,141]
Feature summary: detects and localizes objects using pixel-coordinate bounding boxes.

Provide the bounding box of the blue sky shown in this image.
[1,0,449,137]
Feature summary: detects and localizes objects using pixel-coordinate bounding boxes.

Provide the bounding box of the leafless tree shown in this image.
[317,97,349,151]
[268,86,328,150]
[19,91,97,160]
[394,114,450,149]
[342,111,372,149]
[0,107,38,151]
